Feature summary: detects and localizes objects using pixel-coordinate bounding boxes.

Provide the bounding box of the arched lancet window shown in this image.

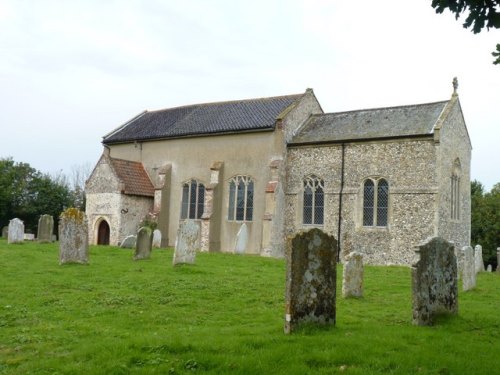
[363,178,389,227]
[181,179,205,219]
[228,175,254,221]
[303,175,324,225]
[451,159,461,220]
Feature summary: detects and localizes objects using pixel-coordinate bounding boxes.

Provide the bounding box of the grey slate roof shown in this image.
[291,100,449,145]
[103,94,303,144]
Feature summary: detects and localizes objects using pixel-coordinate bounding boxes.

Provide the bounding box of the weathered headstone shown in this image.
[120,235,136,249]
[59,208,89,264]
[173,220,199,265]
[152,229,162,248]
[234,223,248,254]
[474,245,484,273]
[1,226,8,239]
[8,218,24,244]
[37,214,54,242]
[486,264,492,272]
[461,246,476,292]
[497,248,500,273]
[23,233,35,241]
[134,227,153,260]
[342,252,364,298]
[412,237,458,326]
[284,228,337,334]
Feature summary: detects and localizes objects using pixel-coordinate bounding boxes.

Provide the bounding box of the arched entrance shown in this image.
[97,220,110,245]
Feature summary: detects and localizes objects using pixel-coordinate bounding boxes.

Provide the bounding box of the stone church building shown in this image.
[86,82,471,265]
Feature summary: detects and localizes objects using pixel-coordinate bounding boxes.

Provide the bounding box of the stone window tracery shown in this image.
[363,178,389,227]
[303,175,324,225]
[181,179,205,220]
[228,175,254,221]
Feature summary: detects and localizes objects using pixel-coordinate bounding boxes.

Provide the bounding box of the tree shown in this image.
[431,0,500,64]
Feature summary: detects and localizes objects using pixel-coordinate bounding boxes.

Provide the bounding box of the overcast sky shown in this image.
[1,0,498,190]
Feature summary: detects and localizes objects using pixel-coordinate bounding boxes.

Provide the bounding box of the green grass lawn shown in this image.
[0,239,498,374]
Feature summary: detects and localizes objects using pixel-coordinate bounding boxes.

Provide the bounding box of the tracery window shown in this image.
[228,175,254,221]
[181,179,205,220]
[303,175,324,225]
[451,159,461,220]
[363,178,389,227]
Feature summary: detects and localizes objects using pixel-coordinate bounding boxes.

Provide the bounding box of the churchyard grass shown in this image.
[0,238,498,374]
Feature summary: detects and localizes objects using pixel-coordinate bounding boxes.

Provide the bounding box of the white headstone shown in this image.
[486,264,492,272]
[8,218,24,244]
[474,245,484,273]
[234,223,248,254]
[342,252,364,298]
[120,235,137,249]
[173,220,199,265]
[461,246,476,292]
[23,233,35,241]
[152,229,162,248]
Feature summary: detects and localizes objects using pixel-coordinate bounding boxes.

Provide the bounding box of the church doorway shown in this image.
[97,220,110,245]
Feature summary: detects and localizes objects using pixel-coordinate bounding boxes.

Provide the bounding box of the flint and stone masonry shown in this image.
[284,228,337,334]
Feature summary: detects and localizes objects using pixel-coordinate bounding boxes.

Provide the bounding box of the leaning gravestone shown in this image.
[37,214,54,242]
[2,226,8,239]
[284,228,337,334]
[412,237,458,326]
[342,252,364,298]
[8,218,24,244]
[134,227,153,260]
[120,235,136,249]
[474,245,484,273]
[234,223,248,254]
[59,208,89,264]
[461,246,476,292]
[152,229,162,248]
[173,220,199,265]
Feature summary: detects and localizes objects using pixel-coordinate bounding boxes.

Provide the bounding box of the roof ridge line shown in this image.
[320,100,450,116]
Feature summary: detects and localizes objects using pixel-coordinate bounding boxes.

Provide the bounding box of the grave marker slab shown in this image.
[412,237,457,326]
[8,218,24,244]
[284,228,337,334]
[59,208,89,264]
[152,229,162,248]
[134,227,153,260]
[486,264,492,272]
[2,226,8,238]
[173,220,199,265]
[474,245,484,273]
[234,223,248,254]
[342,252,364,298]
[497,248,500,273]
[37,214,54,242]
[24,233,35,241]
[120,235,136,249]
[461,246,476,292]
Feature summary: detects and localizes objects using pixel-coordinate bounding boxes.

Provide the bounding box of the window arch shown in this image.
[303,175,324,225]
[363,178,389,227]
[228,175,254,221]
[451,159,461,220]
[181,179,205,220]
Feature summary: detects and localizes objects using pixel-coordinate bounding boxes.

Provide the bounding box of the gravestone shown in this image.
[284,228,337,334]
[2,226,8,238]
[134,227,153,260]
[24,233,35,241]
[173,220,199,265]
[59,208,89,264]
[342,252,364,298]
[8,218,24,244]
[474,245,484,273]
[412,237,457,326]
[152,229,162,248]
[120,235,136,249]
[486,264,492,272]
[461,246,476,292]
[497,248,500,273]
[234,223,248,254]
[37,214,54,242]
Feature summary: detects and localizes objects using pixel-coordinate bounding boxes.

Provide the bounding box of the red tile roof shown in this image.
[110,157,155,197]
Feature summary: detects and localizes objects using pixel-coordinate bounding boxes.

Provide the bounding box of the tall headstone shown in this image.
[497,248,500,273]
[120,235,136,249]
[2,226,8,239]
[37,214,54,242]
[284,228,337,334]
[486,264,492,272]
[412,237,458,326]
[8,218,24,244]
[234,223,248,254]
[342,252,364,298]
[474,245,484,273]
[152,229,162,248]
[59,208,89,264]
[461,246,476,292]
[134,227,153,260]
[173,220,199,265]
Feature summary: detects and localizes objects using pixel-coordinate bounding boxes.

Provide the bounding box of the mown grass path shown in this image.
[0,240,498,374]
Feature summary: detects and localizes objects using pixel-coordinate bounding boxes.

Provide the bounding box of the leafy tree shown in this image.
[431,0,500,64]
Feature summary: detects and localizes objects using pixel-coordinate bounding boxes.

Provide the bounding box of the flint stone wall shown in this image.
[411,237,458,326]
[284,228,337,334]
[59,209,89,264]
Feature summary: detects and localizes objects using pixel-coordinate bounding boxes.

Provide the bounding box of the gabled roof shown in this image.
[109,157,155,197]
[290,100,449,145]
[103,93,304,144]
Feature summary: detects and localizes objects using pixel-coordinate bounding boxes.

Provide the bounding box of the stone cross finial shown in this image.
[452,77,458,95]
